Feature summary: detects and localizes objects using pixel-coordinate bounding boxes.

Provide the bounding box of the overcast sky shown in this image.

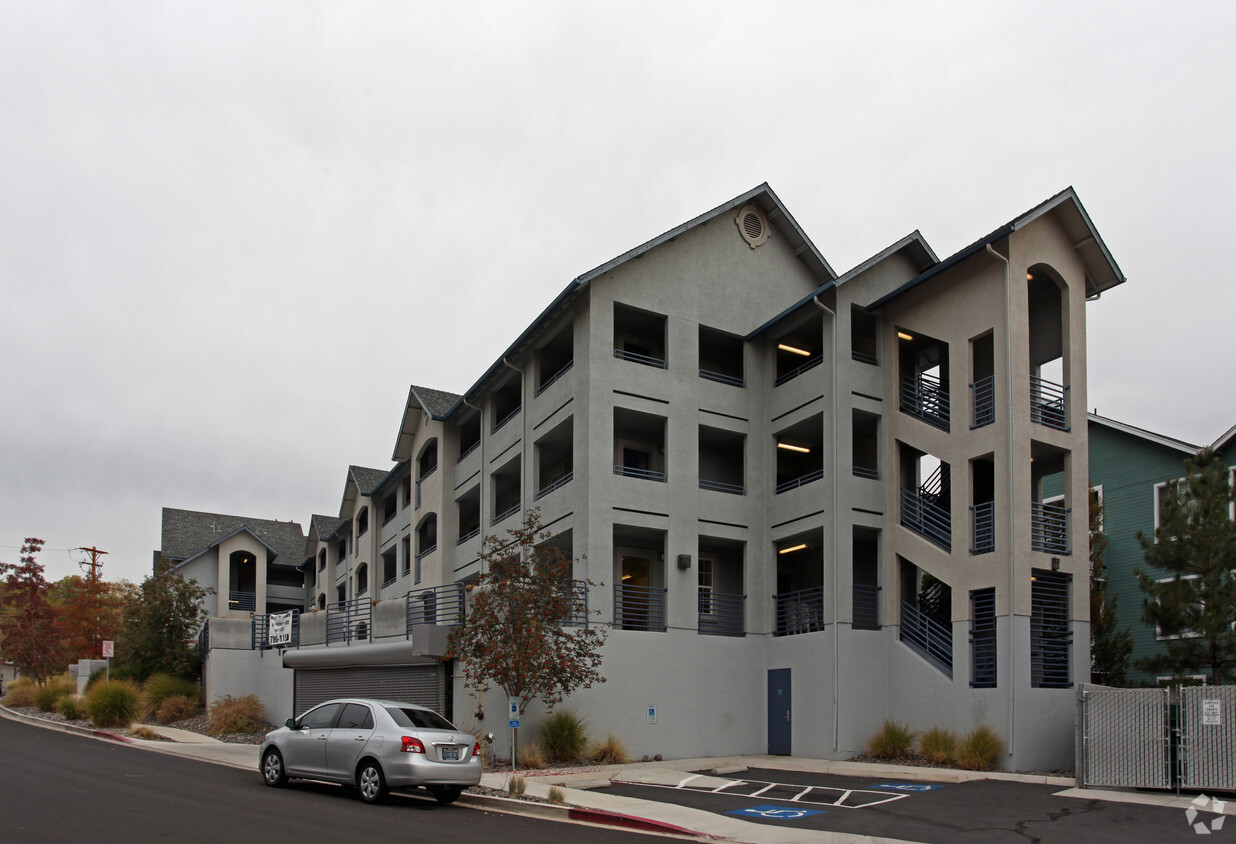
[2,1,1232,584]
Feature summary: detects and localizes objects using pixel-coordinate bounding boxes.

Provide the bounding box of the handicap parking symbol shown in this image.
[728,804,826,820]
[870,782,946,792]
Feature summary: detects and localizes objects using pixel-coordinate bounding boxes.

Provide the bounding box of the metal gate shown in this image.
[1180,685,1236,791]
[1080,686,1171,789]
[293,665,447,719]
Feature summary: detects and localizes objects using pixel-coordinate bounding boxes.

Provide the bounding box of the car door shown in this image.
[325,702,375,779]
[282,702,341,776]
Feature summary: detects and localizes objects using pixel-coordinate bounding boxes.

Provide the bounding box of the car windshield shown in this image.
[385,706,456,731]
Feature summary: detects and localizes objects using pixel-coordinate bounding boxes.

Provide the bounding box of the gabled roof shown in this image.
[1088,413,1199,456]
[392,385,461,459]
[1210,423,1236,454]
[865,187,1125,311]
[159,507,306,569]
[747,230,938,340]
[308,514,345,542]
[174,525,280,571]
[348,465,389,495]
[405,183,834,427]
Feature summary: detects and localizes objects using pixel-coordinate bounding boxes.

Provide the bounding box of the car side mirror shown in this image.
[285,718,298,730]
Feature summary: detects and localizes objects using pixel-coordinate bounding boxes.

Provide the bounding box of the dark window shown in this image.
[337,703,374,730]
[299,703,341,730]
[386,706,456,730]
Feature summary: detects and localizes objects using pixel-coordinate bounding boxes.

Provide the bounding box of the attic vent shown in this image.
[735,203,769,248]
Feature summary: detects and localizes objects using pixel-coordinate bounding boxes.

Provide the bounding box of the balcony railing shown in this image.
[851,349,878,366]
[252,610,300,650]
[536,360,573,396]
[405,582,466,630]
[326,595,371,645]
[970,589,997,688]
[228,591,255,612]
[852,584,881,630]
[699,478,744,495]
[698,591,745,637]
[900,599,952,675]
[970,375,995,429]
[1030,375,1069,431]
[456,526,480,545]
[899,371,950,431]
[901,487,952,551]
[614,348,666,369]
[699,368,744,387]
[970,501,995,554]
[493,406,521,433]
[382,575,397,590]
[614,583,667,631]
[535,472,573,500]
[457,440,479,462]
[492,503,520,525]
[415,544,437,560]
[614,465,666,482]
[1031,501,1070,554]
[774,354,823,387]
[852,465,879,480]
[775,469,823,494]
[774,586,824,637]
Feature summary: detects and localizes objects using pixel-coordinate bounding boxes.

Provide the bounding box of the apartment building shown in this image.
[186,183,1125,772]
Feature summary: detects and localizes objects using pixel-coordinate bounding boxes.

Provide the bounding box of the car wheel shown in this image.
[261,749,287,787]
[357,761,388,804]
[432,785,463,805]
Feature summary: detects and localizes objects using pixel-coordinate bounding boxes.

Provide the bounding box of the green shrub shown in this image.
[538,708,588,763]
[129,725,160,740]
[142,674,200,718]
[86,680,141,728]
[919,726,957,765]
[34,677,77,712]
[957,725,1003,771]
[588,732,631,765]
[206,694,266,735]
[866,719,919,760]
[57,695,86,720]
[2,679,36,708]
[508,775,527,796]
[86,666,108,691]
[516,741,546,769]
[156,694,200,725]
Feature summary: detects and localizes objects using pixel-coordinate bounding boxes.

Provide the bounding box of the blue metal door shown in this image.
[767,668,791,755]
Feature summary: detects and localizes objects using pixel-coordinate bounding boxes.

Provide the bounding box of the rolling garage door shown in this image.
[293,665,448,719]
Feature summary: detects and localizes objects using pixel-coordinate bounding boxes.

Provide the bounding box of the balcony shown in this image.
[900,599,952,675]
[901,487,951,552]
[971,375,995,429]
[228,591,255,612]
[774,586,824,636]
[900,371,950,431]
[852,584,881,630]
[775,469,823,494]
[614,584,666,631]
[405,583,465,629]
[614,465,666,482]
[970,501,994,554]
[536,471,573,501]
[774,353,823,387]
[698,591,745,637]
[1031,501,1070,554]
[1030,376,1069,431]
[325,596,371,645]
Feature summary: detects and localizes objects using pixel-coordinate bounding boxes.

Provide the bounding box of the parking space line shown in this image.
[611,775,912,811]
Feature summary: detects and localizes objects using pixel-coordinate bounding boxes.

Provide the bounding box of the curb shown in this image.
[456,792,707,837]
[0,704,133,744]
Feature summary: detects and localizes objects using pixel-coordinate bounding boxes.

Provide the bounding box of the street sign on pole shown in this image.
[101,640,114,658]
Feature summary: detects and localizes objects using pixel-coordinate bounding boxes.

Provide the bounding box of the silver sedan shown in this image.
[259,698,483,804]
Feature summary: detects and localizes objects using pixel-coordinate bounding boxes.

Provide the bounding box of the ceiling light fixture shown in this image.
[777,343,811,356]
[777,443,811,453]
[897,331,914,341]
[778,543,808,554]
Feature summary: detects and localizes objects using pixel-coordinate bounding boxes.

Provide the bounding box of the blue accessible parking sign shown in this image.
[870,783,946,792]
[728,805,827,820]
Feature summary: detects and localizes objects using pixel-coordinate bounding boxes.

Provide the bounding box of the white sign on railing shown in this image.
[268,611,294,647]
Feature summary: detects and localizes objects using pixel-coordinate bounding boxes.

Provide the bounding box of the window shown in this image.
[1154,575,1204,640]
[356,507,369,537]
[401,536,411,576]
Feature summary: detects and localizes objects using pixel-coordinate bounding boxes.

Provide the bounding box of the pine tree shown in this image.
[1089,489,1132,685]
[1135,448,1236,684]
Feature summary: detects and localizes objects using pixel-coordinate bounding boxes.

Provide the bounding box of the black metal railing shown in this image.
[851,349,878,366]
[535,472,573,500]
[536,361,573,396]
[253,610,300,650]
[457,440,479,462]
[326,596,372,645]
[970,501,995,554]
[901,487,951,551]
[774,586,824,636]
[415,544,437,560]
[456,526,480,545]
[970,588,997,688]
[900,599,952,675]
[1030,573,1072,688]
[852,465,879,480]
[852,584,881,630]
[1030,375,1069,431]
[774,354,823,387]
[405,582,466,631]
[493,406,521,433]
[698,590,744,637]
[613,348,667,369]
[775,468,823,494]
[699,368,745,387]
[228,591,255,612]
[900,371,950,431]
[1031,501,1070,554]
[971,375,995,429]
[614,465,666,482]
[699,478,744,495]
[614,584,667,631]
[492,503,520,525]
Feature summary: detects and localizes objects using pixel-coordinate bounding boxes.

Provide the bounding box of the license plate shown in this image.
[441,747,459,761]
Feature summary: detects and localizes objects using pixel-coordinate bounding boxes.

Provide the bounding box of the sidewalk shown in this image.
[3,703,1228,844]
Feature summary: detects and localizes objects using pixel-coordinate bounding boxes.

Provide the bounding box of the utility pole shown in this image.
[76,546,108,658]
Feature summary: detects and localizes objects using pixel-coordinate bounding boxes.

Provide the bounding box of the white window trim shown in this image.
[1090,485,1104,534]
[1153,477,1187,541]
[1154,574,1204,640]
[1157,675,1207,686]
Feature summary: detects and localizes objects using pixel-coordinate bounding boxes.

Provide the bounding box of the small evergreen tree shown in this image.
[114,559,211,681]
[0,538,64,684]
[446,510,606,719]
[1089,489,1132,685]
[1135,448,1236,685]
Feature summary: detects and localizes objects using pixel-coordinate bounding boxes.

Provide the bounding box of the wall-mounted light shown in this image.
[621,573,632,581]
[777,343,812,356]
[778,543,808,554]
[1027,272,1034,281]
[777,442,811,453]
[897,331,914,341]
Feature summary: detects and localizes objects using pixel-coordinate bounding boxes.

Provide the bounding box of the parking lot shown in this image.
[602,767,1200,843]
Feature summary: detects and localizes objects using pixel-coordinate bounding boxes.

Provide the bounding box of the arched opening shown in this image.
[1027,264,1070,431]
[355,562,369,597]
[228,550,257,612]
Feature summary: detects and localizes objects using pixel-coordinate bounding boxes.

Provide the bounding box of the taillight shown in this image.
[473,741,481,757]
[401,736,426,754]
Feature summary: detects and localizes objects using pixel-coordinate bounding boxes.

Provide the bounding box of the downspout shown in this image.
[986,243,1016,759]
[812,294,842,753]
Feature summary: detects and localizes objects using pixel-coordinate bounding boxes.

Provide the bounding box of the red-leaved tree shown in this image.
[0,538,64,684]
[446,510,607,720]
